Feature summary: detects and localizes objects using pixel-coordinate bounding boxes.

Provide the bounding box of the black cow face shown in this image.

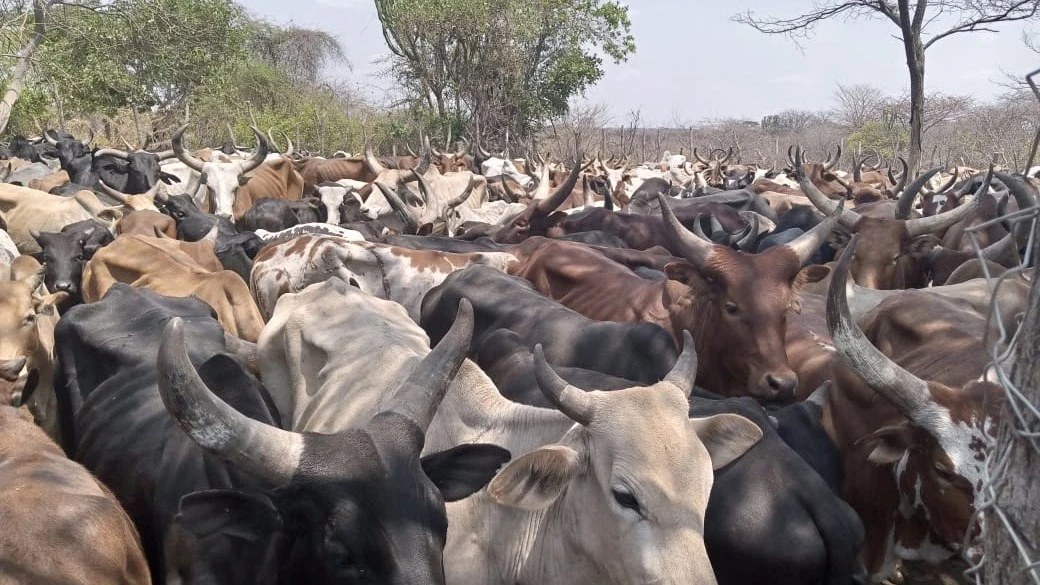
[32,220,112,305]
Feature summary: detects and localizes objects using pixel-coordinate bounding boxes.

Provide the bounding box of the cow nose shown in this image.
[53,280,75,292]
[764,373,797,401]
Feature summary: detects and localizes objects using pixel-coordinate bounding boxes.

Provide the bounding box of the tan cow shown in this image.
[0,258,65,440]
[0,405,150,585]
[27,169,70,192]
[116,210,177,238]
[0,184,121,253]
[82,234,264,342]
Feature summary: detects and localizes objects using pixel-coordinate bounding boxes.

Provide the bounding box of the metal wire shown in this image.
[962,191,1040,585]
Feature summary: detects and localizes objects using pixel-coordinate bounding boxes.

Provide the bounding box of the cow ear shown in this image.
[421,444,512,502]
[664,262,713,296]
[33,291,67,316]
[690,413,763,470]
[860,423,915,465]
[828,227,852,249]
[488,445,581,510]
[97,207,123,222]
[159,171,181,184]
[796,264,831,285]
[907,234,940,258]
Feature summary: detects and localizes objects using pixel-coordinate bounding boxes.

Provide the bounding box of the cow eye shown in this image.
[933,461,955,479]
[724,302,739,315]
[612,487,641,514]
[22,313,35,326]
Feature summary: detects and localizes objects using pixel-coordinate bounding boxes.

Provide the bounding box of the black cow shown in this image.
[7,135,41,162]
[54,285,509,585]
[45,129,95,186]
[157,194,262,280]
[473,330,863,585]
[94,149,179,194]
[420,265,678,384]
[236,197,326,232]
[30,219,113,305]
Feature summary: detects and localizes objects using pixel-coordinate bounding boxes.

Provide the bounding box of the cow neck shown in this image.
[662,280,724,387]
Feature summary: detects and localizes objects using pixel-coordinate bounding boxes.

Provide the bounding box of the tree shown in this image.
[374,0,635,144]
[832,83,887,129]
[734,1,1040,175]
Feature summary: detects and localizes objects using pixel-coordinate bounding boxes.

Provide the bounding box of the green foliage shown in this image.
[376,0,635,142]
[847,120,909,158]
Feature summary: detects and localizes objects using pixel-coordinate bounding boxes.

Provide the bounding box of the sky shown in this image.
[237,0,1040,126]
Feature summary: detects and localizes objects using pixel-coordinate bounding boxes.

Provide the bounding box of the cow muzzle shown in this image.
[756,370,798,403]
[0,356,26,382]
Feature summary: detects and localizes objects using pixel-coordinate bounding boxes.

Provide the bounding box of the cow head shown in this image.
[93,145,176,194]
[658,193,838,401]
[486,155,589,243]
[488,333,762,585]
[31,220,112,303]
[0,263,65,410]
[796,150,986,289]
[827,235,1002,565]
[480,157,534,190]
[160,299,509,584]
[316,181,365,225]
[172,124,268,218]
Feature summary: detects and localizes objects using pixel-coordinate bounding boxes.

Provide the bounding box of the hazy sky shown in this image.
[238,0,1040,125]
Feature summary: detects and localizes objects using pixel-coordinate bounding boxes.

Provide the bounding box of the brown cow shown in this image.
[0,259,66,441]
[116,210,177,238]
[822,235,1004,582]
[0,405,151,585]
[797,151,986,289]
[82,234,264,341]
[505,195,840,401]
[28,169,70,192]
[234,157,305,218]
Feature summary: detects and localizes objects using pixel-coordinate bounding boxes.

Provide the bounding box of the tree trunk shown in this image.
[984,230,1040,585]
[905,41,925,176]
[0,0,47,135]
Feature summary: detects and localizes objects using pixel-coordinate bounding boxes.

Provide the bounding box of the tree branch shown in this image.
[924,0,1040,49]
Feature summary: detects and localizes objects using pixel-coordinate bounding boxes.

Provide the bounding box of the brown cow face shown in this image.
[832,218,938,289]
[0,275,63,405]
[663,246,826,401]
[858,379,1001,562]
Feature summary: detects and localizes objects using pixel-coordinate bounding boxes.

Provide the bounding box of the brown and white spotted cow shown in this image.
[249,235,516,321]
[823,235,1005,582]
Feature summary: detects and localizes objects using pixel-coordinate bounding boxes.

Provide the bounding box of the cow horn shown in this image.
[692,147,710,165]
[97,179,130,203]
[822,144,841,171]
[172,125,205,173]
[662,330,698,397]
[888,157,908,196]
[929,168,959,195]
[896,169,942,219]
[995,171,1038,215]
[180,171,207,203]
[240,126,269,173]
[406,144,417,157]
[415,136,431,175]
[785,198,844,266]
[267,128,293,158]
[364,136,386,174]
[582,175,594,208]
[854,157,866,183]
[445,177,478,210]
[374,181,419,233]
[795,148,861,229]
[691,214,711,241]
[658,193,713,267]
[825,236,943,437]
[43,129,59,146]
[719,147,734,166]
[410,170,432,204]
[157,317,303,486]
[534,155,587,214]
[390,298,473,438]
[905,165,991,238]
[82,126,94,145]
[477,144,492,158]
[533,344,593,426]
[94,147,131,160]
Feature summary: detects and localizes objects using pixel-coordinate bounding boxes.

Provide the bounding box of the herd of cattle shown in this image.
[0,126,1031,585]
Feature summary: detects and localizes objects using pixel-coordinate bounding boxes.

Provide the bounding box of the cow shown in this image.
[254,222,366,243]
[0,226,17,265]
[27,168,70,192]
[82,234,265,342]
[249,235,516,321]
[170,124,269,217]
[365,160,488,235]
[92,145,178,194]
[0,261,65,441]
[796,150,987,289]
[502,192,840,400]
[236,196,324,232]
[232,156,306,219]
[43,128,95,185]
[5,161,58,187]
[421,265,680,384]
[314,179,368,224]
[0,183,120,253]
[55,284,506,584]
[30,218,114,304]
[257,276,764,585]
[0,404,151,585]
[481,156,534,189]
[117,210,178,238]
[823,235,1006,581]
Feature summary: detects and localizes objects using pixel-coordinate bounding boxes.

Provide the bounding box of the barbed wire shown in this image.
[962,185,1040,585]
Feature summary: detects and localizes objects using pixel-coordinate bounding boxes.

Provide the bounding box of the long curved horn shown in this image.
[929,168,959,195]
[896,169,942,220]
[497,174,515,204]
[176,170,207,203]
[364,136,386,174]
[795,148,861,229]
[692,147,710,165]
[444,177,478,209]
[43,128,59,146]
[374,182,419,233]
[658,193,713,267]
[157,318,303,486]
[389,298,473,437]
[888,157,908,196]
[93,148,131,160]
[414,136,431,175]
[825,237,944,437]
[410,170,432,204]
[267,128,293,158]
[97,179,130,203]
[662,330,698,397]
[172,125,205,173]
[718,147,734,166]
[691,214,711,241]
[785,198,844,266]
[905,165,990,238]
[822,144,841,171]
[854,157,865,183]
[533,154,586,214]
[533,344,593,426]
[240,127,269,173]
[477,143,492,158]
[82,126,95,145]
[994,171,1038,214]
[582,175,594,208]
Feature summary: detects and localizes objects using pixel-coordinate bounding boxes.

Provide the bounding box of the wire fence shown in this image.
[962,181,1040,585]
